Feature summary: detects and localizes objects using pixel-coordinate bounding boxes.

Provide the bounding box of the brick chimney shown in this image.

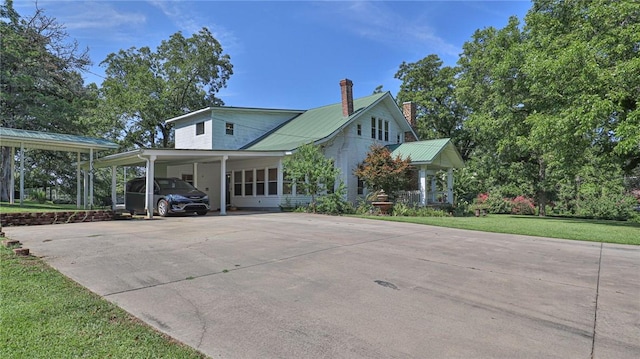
[402,102,418,142]
[340,79,354,117]
[402,101,416,127]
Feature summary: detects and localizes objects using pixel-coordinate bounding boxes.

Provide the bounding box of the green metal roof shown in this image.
[387,138,464,168]
[245,93,387,151]
[0,127,118,153]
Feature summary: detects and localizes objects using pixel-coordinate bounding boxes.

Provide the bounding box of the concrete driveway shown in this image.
[5,213,639,358]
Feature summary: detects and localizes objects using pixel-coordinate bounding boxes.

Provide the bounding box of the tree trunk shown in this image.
[0,147,13,202]
[537,158,547,217]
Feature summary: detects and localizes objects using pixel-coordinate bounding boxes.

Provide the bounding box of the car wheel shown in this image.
[157,199,170,217]
[197,210,208,216]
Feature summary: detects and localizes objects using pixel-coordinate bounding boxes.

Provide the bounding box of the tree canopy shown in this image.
[0,0,96,201]
[396,0,639,217]
[99,28,233,149]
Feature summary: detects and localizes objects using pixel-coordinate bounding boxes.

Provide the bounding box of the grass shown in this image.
[0,201,83,213]
[0,245,206,359]
[360,214,640,245]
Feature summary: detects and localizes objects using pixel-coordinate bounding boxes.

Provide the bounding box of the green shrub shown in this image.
[355,198,375,215]
[315,182,354,215]
[485,190,511,214]
[575,193,637,221]
[31,190,47,204]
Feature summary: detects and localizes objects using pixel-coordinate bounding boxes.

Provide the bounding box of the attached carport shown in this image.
[87,148,289,219]
[0,127,118,208]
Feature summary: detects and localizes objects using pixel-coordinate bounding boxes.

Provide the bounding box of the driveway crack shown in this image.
[590,242,603,359]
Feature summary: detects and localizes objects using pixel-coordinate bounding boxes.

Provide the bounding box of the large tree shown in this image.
[99,28,233,149]
[456,0,640,216]
[395,55,473,160]
[0,0,94,201]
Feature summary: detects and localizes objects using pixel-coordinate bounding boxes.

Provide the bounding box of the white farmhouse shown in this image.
[93,79,464,217]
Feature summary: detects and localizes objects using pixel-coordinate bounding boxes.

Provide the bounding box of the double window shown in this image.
[233,168,279,196]
[370,117,390,141]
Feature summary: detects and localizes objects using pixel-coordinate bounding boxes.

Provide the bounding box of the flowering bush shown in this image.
[511,196,535,215]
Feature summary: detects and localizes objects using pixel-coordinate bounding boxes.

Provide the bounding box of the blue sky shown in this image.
[15,0,532,109]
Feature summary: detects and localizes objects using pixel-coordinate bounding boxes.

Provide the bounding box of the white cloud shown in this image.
[62,2,147,30]
[146,0,241,53]
[312,1,460,57]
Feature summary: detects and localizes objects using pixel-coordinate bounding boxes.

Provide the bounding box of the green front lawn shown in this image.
[1,201,83,213]
[362,214,640,245]
[0,246,206,358]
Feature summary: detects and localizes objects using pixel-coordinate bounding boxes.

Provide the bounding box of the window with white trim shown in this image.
[244,170,254,196]
[268,168,278,195]
[256,169,265,196]
[196,121,205,135]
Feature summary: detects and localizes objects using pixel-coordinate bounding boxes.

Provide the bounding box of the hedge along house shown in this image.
[89,79,464,218]
[0,127,119,207]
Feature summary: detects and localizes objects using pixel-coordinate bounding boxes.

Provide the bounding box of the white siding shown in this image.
[173,108,299,150]
[174,112,213,149]
[210,109,298,150]
[322,103,406,203]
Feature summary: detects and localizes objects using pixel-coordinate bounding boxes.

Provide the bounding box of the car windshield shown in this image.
[156,178,197,191]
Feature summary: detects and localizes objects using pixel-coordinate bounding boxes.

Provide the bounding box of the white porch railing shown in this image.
[394,190,449,206]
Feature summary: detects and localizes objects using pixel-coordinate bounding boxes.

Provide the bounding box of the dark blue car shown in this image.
[125,177,210,216]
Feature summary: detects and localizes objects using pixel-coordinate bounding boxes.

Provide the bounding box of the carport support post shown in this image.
[219,155,227,215]
[76,152,81,209]
[193,162,198,188]
[145,155,156,219]
[89,148,94,209]
[19,142,24,206]
[9,147,15,204]
[111,166,117,210]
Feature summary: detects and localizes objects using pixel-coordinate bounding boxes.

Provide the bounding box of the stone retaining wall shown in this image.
[1,210,114,227]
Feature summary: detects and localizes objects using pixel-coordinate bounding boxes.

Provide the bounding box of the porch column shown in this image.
[9,147,15,204]
[193,162,199,188]
[19,143,24,206]
[76,152,81,208]
[111,166,117,210]
[219,155,227,215]
[447,168,454,204]
[277,158,284,198]
[89,148,94,208]
[430,176,437,203]
[145,155,156,219]
[419,167,427,206]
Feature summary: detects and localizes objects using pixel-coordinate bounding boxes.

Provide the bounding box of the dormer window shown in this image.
[195,121,205,135]
[226,122,234,135]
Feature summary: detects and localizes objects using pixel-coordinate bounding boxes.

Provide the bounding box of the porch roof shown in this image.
[387,138,464,168]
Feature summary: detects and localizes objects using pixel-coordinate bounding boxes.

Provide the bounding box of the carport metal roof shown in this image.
[0,127,118,152]
[0,127,118,208]
[85,148,290,170]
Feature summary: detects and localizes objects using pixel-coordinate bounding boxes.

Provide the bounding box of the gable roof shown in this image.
[387,138,464,168]
[245,92,414,151]
[0,127,118,153]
